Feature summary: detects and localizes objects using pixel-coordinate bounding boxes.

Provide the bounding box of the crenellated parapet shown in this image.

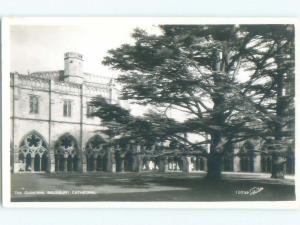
[30,70,63,82]
[11,73,50,91]
[53,81,81,95]
[10,72,113,99]
[84,83,110,98]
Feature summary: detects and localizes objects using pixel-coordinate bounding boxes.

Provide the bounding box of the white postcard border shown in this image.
[2,17,299,208]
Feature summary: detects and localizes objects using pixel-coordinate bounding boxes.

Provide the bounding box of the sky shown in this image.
[10,24,160,77]
[10,23,161,116]
[9,22,251,123]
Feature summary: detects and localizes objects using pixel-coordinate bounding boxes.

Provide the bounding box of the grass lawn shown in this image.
[11,172,295,202]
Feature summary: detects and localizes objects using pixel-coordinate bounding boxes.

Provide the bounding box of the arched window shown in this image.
[124,151,134,172]
[34,154,41,171]
[18,131,49,172]
[240,141,255,172]
[222,143,234,171]
[223,154,234,171]
[29,95,39,114]
[85,135,106,172]
[55,134,79,172]
[261,154,272,173]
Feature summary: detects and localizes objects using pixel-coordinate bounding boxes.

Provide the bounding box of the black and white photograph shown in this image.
[2,17,297,207]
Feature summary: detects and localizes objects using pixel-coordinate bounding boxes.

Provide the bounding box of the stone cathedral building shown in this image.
[10,52,121,173]
[10,52,295,175]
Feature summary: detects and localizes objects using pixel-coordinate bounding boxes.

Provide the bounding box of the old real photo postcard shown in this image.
[1,17,299,208]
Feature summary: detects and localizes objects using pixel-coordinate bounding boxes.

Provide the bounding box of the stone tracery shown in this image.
[55,134,79,172]
[18,131,49,172]
[85,135,107,172]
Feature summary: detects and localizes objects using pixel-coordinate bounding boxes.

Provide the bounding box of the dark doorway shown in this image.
[59,155,64,171]
[41,153,48,172]
[67,155,73,171]
[96,156,103,171]
[124,152,133,172]
[25,154,32,171]
[34,154,40,171]
[73,155,78,171]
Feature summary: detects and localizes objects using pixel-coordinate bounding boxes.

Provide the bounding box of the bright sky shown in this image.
[9,23,249,120]
[10,24,159,77]
[10,24,161,117]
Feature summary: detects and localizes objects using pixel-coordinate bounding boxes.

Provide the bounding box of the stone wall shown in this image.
[10,72,112,173]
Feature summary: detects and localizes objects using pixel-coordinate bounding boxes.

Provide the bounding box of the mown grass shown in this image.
[11,172,295,202]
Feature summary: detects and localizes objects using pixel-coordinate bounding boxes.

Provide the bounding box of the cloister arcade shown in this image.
[16,130,295,174]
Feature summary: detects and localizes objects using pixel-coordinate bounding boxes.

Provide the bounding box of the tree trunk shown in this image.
[206,132,223,180]
[271,71,286,179]
[206,152,222,180]
[271,152,285,179]
[206,50,227,180]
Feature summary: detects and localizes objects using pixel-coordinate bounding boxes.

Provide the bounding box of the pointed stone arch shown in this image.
[18,130,49,172]
[239,140,255,172]
[54,133,80,172]
[85,135,106,172]
[222,142,234,171]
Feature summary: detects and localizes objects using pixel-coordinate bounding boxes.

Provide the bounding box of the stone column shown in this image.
[120,158,125,172]
[13,151,20,173]
[176,161,180,171]
[144,159,150,171]
[106,154,111,172]
[93,157,97,172]
[181,156,189,173]
[106,150,113,172]
[39,158,42,172]
[78,149,85,173]
[131,154,137,172]
[158,158,166,172]
[164,158,169,172]
[55,156,59,172]
[63,158,67,172]
[111,149,116,173]
[253,153,261,172]
[233,155,240,172]
[136,154,143,172]
[132,153,142,172]
[203,157,208,171]
[186,157,193,172]
[50,148,55,173]
[233,146,240,172]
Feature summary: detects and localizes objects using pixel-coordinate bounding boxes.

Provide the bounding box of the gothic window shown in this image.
[85,135,106,172]
[29,95,39,114]
[86,135,105,151]
[222,143,234,171]
[19,132,48,172]
[223,154,234,171]
[261,154,272,173]
[240,141,255,172]
[54,134,78,172]
[55,134,79,156]
[63,99,72,117]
